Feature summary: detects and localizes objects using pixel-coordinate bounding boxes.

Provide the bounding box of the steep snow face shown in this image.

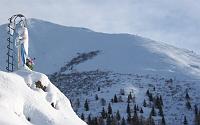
[0,68,86,125]
[1,19,200,79]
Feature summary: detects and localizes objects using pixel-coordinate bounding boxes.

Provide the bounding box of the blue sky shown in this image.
[1,0,200,53]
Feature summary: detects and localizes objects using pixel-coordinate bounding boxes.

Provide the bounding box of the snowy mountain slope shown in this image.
[62,71,200,125]
[48,54,200,125]
[1,19,200,79]
[1,19,200,125]
[0,67,86,125]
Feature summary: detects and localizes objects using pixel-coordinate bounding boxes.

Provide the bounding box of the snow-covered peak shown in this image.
[0,68,86,125]
[1,19,200,80]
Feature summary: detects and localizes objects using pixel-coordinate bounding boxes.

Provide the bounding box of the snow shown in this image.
[69,72,200,125]
[0,67,86,125]
[1,19,200,79]
[0,18,200,125]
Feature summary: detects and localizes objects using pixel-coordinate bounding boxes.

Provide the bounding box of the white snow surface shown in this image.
[1,19,200,79]
[0,18,200,125]
[0,67,86,125]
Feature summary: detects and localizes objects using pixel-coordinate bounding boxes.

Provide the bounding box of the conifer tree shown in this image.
[194,104,198,115]
[134,104,137,112]
[140,107,144,113]
[186,101,192,110]
[100,98,106,106]
[111,116,117,125]
[111,115,114,121]
[81,113,85,120]
[121,117,126,125]
[194,111,200,125]
[185,92,190,100]
[108,103,112,115]
[116,110,121,121]
[149,93,153,102]
[106,115,112,125]
[101,107,107,119]
[158,106,164,116]
[146,89,150,96]
[136,105,139,111]
[132,95,136,103]
[151,106,156,116]
[129,92,133,100]
[95,94,99,100]
[143,99,147,107]
[98,87,100,91]
[84,99,89,111]
[127,103,131,114]
[161,115,166,125]
[93,117,98,125]
[155,96,161,108]
[127,95,131,103]
[132,109,139,125]
[87,114,92,125]
[120,89,125,95]
[114,94,118,103]
[127,112,131,123]
[184,116,188,125]
[127,103,131,123]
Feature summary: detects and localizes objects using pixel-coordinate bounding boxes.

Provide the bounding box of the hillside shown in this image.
[1,19,200,79]
[0,67,86,125]
[1,19,200,125]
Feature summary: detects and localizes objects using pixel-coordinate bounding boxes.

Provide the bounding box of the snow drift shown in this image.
[0,67,86,125]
